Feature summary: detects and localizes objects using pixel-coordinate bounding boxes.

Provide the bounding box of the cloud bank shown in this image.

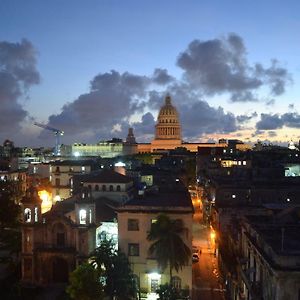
[0,39,40,138]
[0,34,295,146]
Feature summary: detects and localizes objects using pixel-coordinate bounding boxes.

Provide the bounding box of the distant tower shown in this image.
[126,128,137,144]
[20,187,42,284]
[155,94,181,140]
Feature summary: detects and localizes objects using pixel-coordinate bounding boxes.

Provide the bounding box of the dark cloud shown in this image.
[152,68,174,85]
[237,112,257,123]
[255,60,291,96]
[177,33,290,102]
[165,88,238,138]
[131,112,156,142]
[0,39,39,136]
[231,91,258,103]
[180,101,237,138]
[46,70,151,142]
[256,112,300,130]
[256,114,283,130]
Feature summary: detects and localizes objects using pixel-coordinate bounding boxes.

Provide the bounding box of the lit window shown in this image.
[79,209,87,224]
[128,243,139,256]
[243,161,247,165]
[238,161,241,165]
[89,208,92,223]
[151,219,157,224]
[81,166,86,172]
[24,208,31,222]
[34,207,38,222]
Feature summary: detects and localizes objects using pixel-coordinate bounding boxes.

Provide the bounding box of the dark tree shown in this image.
[90,238,136,300]
[147,214,191,282]
[66,263,104,300]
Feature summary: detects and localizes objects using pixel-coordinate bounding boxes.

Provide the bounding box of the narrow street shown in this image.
[192,201,226,299]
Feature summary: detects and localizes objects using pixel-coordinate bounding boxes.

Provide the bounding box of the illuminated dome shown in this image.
[155,95,181,140]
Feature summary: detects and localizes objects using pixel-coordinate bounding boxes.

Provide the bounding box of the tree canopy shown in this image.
[89,238,136,300]
[66,263,104,300]
[147,214,191,281]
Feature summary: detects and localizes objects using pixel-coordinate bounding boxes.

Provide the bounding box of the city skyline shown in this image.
[0,0,300,147]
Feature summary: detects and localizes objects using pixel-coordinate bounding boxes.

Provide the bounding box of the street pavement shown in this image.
[192,207,226,300]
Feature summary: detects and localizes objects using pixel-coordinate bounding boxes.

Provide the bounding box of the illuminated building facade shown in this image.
[21,188,96,285]
[117,183,193,297]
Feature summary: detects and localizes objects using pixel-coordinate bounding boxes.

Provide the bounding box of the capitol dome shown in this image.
[155,95,181,140]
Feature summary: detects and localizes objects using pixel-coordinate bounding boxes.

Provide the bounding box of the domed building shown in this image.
[136,94,249,153]
[150,95,182,151]
[155,95,181,140]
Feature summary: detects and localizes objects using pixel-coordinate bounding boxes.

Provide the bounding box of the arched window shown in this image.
[95,185,99,191]
[24,208,31,223]
[171,276,181,290]
[109,185,113,192]
[102,185,106,191]
[116,185,121,192]
[79,209,87,225]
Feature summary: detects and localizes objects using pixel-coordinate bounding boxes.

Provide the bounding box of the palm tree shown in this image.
[147,214,191,283]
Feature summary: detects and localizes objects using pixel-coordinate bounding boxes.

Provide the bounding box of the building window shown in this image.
[109,185,113,191]
[34,207,38,222]
[88,185,92,190]
[57,232,65,247]
[89,208,92,223]
[102,185,106,191]
[128,219,139,231]
[81,166,86,172]
[24,208,31,222]
[171,276,181,289]
[151,218,157,224]
[55,166,60,172]
[95,185,99,191]
[128,243,139,256]
[79,209,87,224]
[55,178,60,186]
[116,185,121,191]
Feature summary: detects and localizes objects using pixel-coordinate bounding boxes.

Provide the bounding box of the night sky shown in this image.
[0,0,300,146]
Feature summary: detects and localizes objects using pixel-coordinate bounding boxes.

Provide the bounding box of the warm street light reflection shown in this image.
[38,190,52,213]
[210,230,216,240]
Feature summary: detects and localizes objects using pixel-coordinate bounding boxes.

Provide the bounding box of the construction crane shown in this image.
[34,122,64,156]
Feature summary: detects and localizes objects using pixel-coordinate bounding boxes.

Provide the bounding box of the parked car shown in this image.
[192,253,199,263]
